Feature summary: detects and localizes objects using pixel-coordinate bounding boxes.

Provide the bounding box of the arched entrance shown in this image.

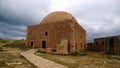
[42,40,46,48]
[109,38,115,54]
[30,41,34,48]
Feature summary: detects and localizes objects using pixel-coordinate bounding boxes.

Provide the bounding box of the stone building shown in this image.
[88,35,120,54]
[26,11,86,54]
[87,43,94,51]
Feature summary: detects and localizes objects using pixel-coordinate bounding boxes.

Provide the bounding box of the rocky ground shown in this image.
[0,41,37,68]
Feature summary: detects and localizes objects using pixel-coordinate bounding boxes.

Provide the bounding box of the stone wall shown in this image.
[26,20,72,51]
[26,19,86,53]
[87,43,94,50]
[88,36,120,54]
[74,20,86,52]
[56,40,68,54]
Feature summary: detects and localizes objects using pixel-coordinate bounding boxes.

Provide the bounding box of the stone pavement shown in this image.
[21,49,68,68]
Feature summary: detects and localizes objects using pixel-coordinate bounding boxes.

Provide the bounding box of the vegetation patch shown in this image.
[69,51,87,56]
[0,52,37,68]
[34,51,87,68]
[35,50,120,68]
[0,38,9,43]
[0,47,4,52]
[0,61,7,67]
[3,40,29,51]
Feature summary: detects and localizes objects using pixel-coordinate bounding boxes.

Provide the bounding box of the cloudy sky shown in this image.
[0,0,120,42]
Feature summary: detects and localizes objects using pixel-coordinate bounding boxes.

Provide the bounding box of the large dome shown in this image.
[40,11,76,24]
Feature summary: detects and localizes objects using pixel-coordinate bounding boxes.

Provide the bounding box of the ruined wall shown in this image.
[92,36,120,54]
[87,43,94,50]
[93,38,106,51]
[106,37,120,54]
[114,37,120,54]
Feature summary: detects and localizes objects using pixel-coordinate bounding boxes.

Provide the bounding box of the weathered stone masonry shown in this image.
[87,35,120,54]
[26,11,86,53]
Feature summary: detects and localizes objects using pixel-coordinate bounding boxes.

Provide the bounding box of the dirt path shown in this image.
[21,49,68,68]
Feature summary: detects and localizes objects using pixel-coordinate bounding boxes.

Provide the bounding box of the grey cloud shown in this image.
[0,0,52,26]
[0,22,26,39]
[0,0,120,43]
[0,0,52,39]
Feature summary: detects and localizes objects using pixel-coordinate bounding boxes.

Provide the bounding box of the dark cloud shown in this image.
[0,0,51,26]
[0,22,26,39]
[0,0,52,39]
[0,0,120,43]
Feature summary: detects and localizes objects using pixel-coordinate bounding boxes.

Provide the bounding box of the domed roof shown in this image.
[40,11,76,24]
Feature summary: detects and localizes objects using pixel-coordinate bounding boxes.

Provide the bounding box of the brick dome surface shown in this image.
[40,11,75,24]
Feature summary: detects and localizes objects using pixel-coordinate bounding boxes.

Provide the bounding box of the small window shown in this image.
[96,42,98,45]
[45,31,48,36]
[102,41,104,45]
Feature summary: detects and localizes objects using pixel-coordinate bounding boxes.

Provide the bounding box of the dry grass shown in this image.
[35,51,120,68]
[0,47,4,52]
[35,52,78,68]
[0,38,9,43]
[0,39,37,68]
[3,40,29,51]
[0,52,37,68]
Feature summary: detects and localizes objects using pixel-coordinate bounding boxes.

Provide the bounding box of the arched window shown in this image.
[45,31,48,36]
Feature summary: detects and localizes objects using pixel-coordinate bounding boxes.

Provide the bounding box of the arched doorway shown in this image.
[42,40,46,48]
[30,41,34,48]
[109,38,115,54]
